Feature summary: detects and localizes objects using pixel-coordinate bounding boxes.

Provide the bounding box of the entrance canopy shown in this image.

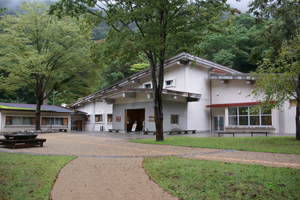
[98,88,201,104]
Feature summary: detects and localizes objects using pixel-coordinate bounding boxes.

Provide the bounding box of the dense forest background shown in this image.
[0,0,269,105]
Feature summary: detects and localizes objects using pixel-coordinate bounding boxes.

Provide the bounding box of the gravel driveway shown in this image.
[1,132,299,200]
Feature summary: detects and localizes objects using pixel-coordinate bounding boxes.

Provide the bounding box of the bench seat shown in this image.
[108,129,120,133]
[217,132,269,137]
[182,130,197,134]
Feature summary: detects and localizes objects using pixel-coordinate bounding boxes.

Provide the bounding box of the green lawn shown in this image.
[0,152,76,200]
[144,157,300,200]
[130,136,300,154]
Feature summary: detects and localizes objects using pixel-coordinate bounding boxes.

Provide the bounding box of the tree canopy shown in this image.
[248,0,300,140]
[0,1,100,130]
[193,14,268,72]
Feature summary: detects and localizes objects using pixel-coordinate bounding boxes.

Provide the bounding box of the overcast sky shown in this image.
[1,0,252,13]
[227,0,251,13]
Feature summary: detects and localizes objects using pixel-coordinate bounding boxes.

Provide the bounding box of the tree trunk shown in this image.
[35,97,43,131]
[296,77,300,140]
[154,86,164,141]
[154,56,165,141]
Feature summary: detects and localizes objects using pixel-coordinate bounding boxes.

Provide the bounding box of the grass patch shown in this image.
[0,152,76,200]
[131,136,300,154]
[144,157,300,200]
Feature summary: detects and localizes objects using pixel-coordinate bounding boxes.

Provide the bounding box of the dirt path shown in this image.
[1,132,300,200]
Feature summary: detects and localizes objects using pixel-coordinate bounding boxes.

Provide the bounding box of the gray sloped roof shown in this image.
[0,102,74,113]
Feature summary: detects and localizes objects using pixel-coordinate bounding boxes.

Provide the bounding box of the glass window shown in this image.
[239,116,248,125]
[261,116,272,125]
[12,117,22,125]
[143,82,152,89]
[107,114,112,122]
[55,118,63,125]
[84,115,91,122]
[228,106,272,126]
[46,118,54,125]
[290,99,297,107]
[239,107,248,115]
[229,116,237,125]
[6,116,35,125]
[171,115,179,124]
[95,115,103,122]
[42,117,66,125]
[228,107,237,115]
[22,117,31,125]
[250,116,259,126]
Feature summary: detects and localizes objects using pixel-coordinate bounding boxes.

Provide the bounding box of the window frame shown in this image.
[165,78,176,88]
[143,82,152,89]
[170,115,179,125]
[41,117,68,126]
[95,114,103,123]
[5,116,35,126]
[290,99,297,107]
[107,114,113,123]
[228,106,272,126]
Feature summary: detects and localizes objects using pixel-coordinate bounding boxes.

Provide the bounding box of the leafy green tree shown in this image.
[0,1,97,130]
[248,0,300,140]
[194,14,265,72]
[0,5,6,13]
[50,0,232,141]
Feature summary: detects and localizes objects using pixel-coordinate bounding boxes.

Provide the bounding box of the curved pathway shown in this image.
[1,132,300,200]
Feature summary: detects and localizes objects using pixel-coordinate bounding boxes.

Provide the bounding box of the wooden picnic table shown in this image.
[0,134,46,149]
[4,134,38,140]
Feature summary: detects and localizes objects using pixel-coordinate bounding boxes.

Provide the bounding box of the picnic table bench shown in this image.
[143,131,157,135]
[108,129,120,133]
[59,128,68,132]
[0,134,46,149]
[182,130,197,134]
[217,132,269,137]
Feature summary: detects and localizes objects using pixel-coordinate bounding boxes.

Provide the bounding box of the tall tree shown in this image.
[0,1,97,130]
[50,0,231,141]
[248,0,300,140]
[193,14,268,72]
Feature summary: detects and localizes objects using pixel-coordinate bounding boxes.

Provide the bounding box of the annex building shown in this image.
[0,102,76,133]
[68,52,296,134]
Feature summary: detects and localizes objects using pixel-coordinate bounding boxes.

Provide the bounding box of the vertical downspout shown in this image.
[185,64,188,129]
[209,71,212,132]
[92,99,95,132]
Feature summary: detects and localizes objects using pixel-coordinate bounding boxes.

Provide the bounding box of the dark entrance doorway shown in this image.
[126,109,145,132]
[71,120,82,131]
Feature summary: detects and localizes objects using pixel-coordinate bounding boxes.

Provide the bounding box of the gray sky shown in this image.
[227,0,252,13]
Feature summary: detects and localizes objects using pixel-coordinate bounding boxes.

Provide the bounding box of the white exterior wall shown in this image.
[163,64,185,91]
[94,101,113,132]
[0,110,71,133]
[283,101,296,134]
[211,80,256,104]
[75,101,113,131]
[185,64,211,131]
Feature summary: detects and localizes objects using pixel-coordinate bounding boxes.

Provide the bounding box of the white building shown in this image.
[69,52,296,134]
[0,102,75,133]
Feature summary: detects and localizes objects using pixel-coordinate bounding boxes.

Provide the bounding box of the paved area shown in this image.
[0,131,299,200]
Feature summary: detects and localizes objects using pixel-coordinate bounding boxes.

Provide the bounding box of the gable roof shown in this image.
[69,52,243,107]
[0,102,74,113]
